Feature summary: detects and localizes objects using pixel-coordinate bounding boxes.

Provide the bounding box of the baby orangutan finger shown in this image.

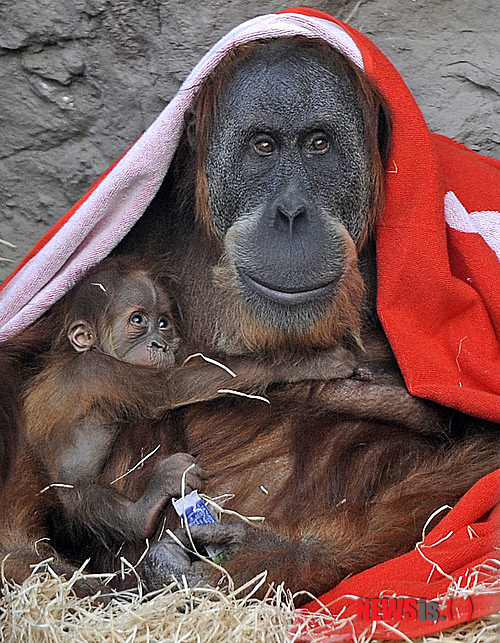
[182,464,206,493]
[151,453,205,497]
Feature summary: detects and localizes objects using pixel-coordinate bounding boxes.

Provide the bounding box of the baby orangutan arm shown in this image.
[40,410,204,547]
[24,353,207,548]
[56,448,204,545]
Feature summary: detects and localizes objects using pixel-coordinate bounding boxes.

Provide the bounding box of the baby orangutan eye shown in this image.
[158,317,172,330]
[129,312,148,327]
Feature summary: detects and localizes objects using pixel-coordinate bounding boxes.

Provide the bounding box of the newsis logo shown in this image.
[356,597,473,622]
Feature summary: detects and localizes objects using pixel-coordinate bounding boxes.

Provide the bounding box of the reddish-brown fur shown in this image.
[178,346,500,600]
[0,359,23,490]
[0,314,58,490]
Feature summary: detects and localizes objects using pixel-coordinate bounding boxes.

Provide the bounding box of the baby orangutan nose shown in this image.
[150,340,168,352]
[148,337,176,368]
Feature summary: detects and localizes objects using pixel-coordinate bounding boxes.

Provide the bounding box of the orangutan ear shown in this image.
[68,320,95,353]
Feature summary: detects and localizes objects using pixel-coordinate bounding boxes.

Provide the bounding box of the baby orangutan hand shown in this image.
[134,453,205,538]
[141,521,308,595]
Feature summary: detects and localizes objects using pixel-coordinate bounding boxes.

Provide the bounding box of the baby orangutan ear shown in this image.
[68,320,95,353]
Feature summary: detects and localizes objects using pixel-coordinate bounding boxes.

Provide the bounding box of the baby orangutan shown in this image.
[24,255,208,548]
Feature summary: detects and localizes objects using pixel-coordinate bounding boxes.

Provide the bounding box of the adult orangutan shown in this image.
[113,38,500,599]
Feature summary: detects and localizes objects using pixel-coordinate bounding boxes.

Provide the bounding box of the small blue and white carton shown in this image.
[173,490,223,561]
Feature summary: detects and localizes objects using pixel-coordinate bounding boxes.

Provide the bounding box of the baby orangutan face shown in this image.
[67,269,180,369]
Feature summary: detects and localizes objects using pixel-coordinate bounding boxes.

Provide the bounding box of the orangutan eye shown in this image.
[308,133,330,154]
[158,317,172,330]
[252,136,275,156]
[129,312,148,327]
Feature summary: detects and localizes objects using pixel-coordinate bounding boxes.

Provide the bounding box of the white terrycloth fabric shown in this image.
[0,13,363,342]
[445,190,500,262]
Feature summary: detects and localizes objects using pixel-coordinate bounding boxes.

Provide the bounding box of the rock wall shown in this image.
[1,0,499,281]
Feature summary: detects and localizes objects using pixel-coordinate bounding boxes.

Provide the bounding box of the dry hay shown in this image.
[0,561,499,643]
[1,468,498,642]
[0,561,297,643]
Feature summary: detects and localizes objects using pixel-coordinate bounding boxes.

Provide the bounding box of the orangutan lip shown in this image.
[239,270,335,304]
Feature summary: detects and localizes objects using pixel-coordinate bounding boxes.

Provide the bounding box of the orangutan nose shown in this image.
[150,340,167,352]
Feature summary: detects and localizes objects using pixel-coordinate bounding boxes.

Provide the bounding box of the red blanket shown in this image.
[1,7,499,639]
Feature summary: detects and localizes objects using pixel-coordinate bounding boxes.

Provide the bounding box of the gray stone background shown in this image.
[1,0,499,282]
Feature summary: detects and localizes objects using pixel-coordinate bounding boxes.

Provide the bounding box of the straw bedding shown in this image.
[1,562,498,643]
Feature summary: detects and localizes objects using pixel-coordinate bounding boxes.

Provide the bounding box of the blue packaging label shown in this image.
[173,490,217,526]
